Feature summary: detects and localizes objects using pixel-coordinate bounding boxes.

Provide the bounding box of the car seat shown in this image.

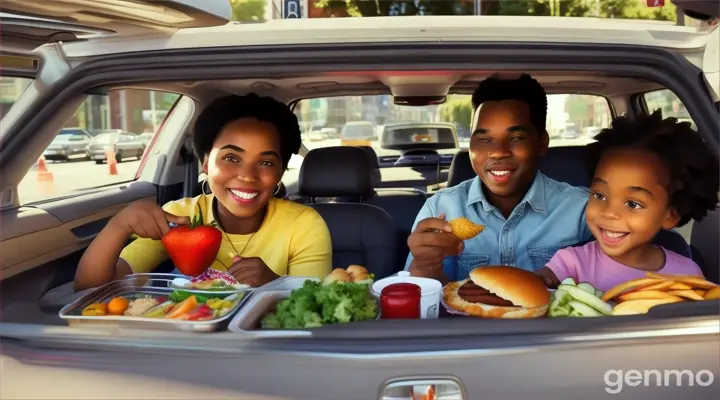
[298,146,397,279]
[690,207,719,283]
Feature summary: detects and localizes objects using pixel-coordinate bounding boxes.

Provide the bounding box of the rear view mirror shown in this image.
[394,96,447,106]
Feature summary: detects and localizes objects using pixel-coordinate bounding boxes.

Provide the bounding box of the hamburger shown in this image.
[443,266,550,318]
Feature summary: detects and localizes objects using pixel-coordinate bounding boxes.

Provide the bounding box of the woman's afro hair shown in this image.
[586,110,719,226]
[192,93,301,170]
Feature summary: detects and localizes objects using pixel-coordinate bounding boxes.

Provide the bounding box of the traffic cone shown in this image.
[106,147,118,176]
[36,156,56,195]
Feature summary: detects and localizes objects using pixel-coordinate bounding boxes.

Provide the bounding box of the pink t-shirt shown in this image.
[547,241,704,292]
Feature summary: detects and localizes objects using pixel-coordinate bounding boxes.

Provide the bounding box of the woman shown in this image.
[74,94,332,291]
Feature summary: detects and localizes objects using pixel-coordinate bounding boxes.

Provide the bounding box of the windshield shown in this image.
[296,94,612,161]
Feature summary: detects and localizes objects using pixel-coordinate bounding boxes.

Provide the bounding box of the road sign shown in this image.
[646,0,665,7]
[283,0,303,19]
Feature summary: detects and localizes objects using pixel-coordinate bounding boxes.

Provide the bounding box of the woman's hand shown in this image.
[228,256,279,287]
[109,199,190,240]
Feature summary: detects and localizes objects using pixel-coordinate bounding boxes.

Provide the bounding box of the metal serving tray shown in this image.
[59,276,252,333]
[228,277,379,337]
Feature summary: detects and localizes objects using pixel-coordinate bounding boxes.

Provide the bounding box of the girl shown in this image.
[537,111,719,291]
[75,94,332,291]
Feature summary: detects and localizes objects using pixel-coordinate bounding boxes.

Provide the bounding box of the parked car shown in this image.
[340,121,375,146]
[42,127,93,161]
[584,126,603,139]
[85,130,146,163]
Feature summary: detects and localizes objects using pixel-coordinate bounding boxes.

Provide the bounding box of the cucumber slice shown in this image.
[595,289,604,298]
[560,277,577,286]
[551,304,572,317]
[568,301,604,317]
[557,284,613,315]
[569,309,582,317]
[577,282,596,295]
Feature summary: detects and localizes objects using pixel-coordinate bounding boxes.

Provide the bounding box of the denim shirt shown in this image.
[404,173,593,281]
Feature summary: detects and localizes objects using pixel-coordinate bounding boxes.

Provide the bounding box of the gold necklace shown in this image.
[211,198,263,269]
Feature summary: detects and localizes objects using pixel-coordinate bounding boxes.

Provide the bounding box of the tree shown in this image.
[230,0,266,21]
[313,0,677,21]
[439,96,473,131]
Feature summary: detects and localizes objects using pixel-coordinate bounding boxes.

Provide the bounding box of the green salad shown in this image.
[261,280,378,329]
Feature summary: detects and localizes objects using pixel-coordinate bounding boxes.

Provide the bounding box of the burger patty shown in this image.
[458,281,516,307]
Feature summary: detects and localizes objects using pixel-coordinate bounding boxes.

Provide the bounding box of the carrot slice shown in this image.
[165,296,198,319]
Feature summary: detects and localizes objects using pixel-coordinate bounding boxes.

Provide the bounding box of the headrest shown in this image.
[299,147,374,197]
[448,146,592,188]
[448,150,474,187]
[355,146,380,169]
[539,146,590,187]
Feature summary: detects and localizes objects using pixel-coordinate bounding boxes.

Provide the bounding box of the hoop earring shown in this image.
[201,179,211,196]
[273,182,282,196]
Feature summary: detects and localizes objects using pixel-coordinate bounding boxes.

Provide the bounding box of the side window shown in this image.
[0,77,33,120]
[19,89,180,204]
[547,94,612,147]
[643,89,696,130]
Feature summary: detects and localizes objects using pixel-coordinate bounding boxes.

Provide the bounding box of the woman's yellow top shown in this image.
[119,194,332,278]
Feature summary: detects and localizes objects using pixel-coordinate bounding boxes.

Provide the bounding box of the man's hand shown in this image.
[228,256,280,287]
[407,213,463,279]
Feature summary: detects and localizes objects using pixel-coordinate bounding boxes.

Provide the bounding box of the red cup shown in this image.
[381,283,421,319]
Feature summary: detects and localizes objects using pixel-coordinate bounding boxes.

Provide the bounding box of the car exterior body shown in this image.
[42,128,93,161]
[0,1,718,398]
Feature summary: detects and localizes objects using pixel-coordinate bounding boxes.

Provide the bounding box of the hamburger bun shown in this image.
[346,265,369,280]
[326,268,352,283]
[444,266,550,319]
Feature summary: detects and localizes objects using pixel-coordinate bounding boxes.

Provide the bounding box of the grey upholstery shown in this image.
[298,146,397,278]
[691,207,719,283]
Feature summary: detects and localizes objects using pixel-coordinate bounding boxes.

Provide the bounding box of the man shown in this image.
[405,74,592,283]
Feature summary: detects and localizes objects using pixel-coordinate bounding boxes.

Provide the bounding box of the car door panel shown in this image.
[0,181,156,280]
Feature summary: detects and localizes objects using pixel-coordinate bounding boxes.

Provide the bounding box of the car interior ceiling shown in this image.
[1,69,718,327]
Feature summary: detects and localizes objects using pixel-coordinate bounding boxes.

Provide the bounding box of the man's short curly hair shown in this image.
[586,110,719,226]
[471,73,548,135]
[192,93,301,170]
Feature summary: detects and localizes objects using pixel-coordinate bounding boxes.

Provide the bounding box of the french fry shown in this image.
[668,282,693,290]
[695,290,707,297]
[644,272,718,290]
[601,278,665,302]
[612,298,684,316]
[618,290,684,302]
[666,290,704,301]
[634,280,676,292]
[704,286,720,300]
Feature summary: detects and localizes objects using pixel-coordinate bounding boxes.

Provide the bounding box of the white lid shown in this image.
[372,271,441,295]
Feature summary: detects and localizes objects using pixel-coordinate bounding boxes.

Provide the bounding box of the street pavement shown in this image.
[19,158,141,204]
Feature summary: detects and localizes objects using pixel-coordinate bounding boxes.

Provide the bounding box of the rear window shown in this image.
[296,94,613,155]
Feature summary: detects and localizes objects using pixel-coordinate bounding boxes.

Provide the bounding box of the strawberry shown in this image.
[161,213,222,277]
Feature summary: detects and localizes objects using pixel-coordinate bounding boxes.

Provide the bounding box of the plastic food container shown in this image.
[381,283,421,319]
[372,271,442,319]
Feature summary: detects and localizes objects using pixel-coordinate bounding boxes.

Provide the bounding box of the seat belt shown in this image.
[181,137,197,198]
